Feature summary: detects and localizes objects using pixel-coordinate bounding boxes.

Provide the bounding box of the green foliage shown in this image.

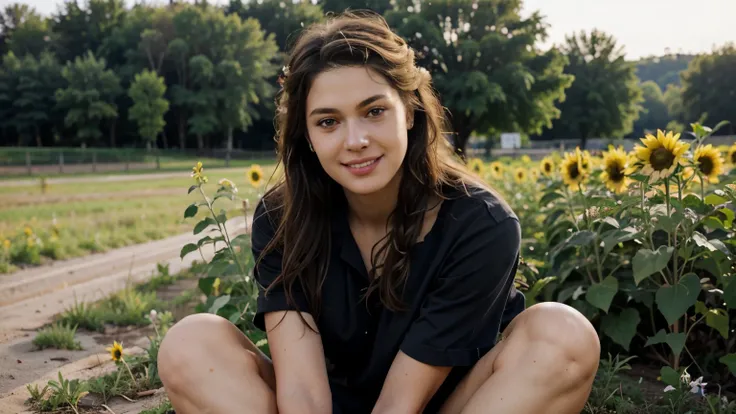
[55,51,122,146]
[58,297,105,332]
[26,372,88,412]
[385,0,573,153]
[32,322,82,350]
[128,69,169,147]
[140,399,173,414]
[547,29,643,148]
[631,81,671,138]
[681,44,736,133]
[636,53,695,89]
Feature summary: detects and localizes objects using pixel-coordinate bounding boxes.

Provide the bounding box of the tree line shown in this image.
[0,0,734,154]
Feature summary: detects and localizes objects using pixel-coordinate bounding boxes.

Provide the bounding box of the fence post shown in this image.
[26,151,31,176]
[92,151,97,173]
[59,152,64,174]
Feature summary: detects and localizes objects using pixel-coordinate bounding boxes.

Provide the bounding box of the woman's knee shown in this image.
[158,313,258,392]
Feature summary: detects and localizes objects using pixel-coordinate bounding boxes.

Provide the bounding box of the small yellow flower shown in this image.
[247,165,264,187]
[218,178,238,193]
[600,146,630,194]
[560,149,588,191]
[467,158,485,175]
[727,143,736,165]
[24,226,33,237]
[540,157,555,177]
[26,238,34,248]
[521,155,532,164]
[212,277,221,296]
[191,161,208,184]
[530,169,540,181]
[106,341,124,362]
[489,162,504,178]
[514,167,527,183]
[634,129,690,183]
[3,239,10,250]
[692,144,725,183]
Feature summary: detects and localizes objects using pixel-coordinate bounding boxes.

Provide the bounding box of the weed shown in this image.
[26,372,88,413]
[104,288,157,326]
[58,297,104,332]
[140,399,173,414]
[33,322,82,351]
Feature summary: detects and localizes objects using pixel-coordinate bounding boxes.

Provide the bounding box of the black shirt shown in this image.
[251,185,525,413]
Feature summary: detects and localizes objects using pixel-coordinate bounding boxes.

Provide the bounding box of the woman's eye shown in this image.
[368,108,385,117]
[318,119,336,128]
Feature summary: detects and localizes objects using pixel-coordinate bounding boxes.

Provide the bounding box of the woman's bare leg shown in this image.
[158,313,277,414]
[440,302,600,414]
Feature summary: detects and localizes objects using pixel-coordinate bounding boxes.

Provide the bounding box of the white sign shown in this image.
[500,132,521,149]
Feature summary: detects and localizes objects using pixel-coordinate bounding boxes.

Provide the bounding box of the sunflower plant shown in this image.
[535,122,736,390]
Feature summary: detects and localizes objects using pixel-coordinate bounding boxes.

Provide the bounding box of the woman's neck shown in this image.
[344,173,401,230]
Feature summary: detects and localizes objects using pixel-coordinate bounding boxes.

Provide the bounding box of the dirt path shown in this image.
[1,171,190,188]
[0,215,251,414]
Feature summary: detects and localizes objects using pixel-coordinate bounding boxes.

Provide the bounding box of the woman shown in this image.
[158,11,600,414]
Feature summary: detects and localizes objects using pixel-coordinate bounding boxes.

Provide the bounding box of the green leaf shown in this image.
[198,276,216,296]
[719,354,736,376]
[539,191,563,206]
[208,295,231,314]
[692,232,717,252]
[194,217,217,235]
[208,261,231,277]
[695,301,708,315]
[723,277,736,309]
[660,366,680,387]
[586,276,619,313]
[632,246,674,285]
[601,217,619,229]
[705,308,729,339]
[550,230,596,266]
[180,243,198,259]
[184,204,198,219]
[601,308,640,351]
[526,276,557,307]
[717,207,734,228]
[188,185,198,194]
[629,289,654,309]
[708,239,732,259]
[602,226,639,257]
[655,273,701,326]
[645,329,686,359]
[653,213,682,234]
[704,193,727,206]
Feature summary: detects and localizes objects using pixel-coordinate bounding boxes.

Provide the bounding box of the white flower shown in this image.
[680,370,691,384]
[149,309,158,321]
[663,385,676,392]
[689,376,707,396]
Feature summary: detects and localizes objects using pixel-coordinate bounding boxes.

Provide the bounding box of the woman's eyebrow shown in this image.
[308,94,388,117]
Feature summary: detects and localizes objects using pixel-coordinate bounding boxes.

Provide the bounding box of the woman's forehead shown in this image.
[306,66,400,112]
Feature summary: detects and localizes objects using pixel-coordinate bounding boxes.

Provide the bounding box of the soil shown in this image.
[0,215,249,414]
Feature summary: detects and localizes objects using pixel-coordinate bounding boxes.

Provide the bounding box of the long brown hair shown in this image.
[258,10,492,320]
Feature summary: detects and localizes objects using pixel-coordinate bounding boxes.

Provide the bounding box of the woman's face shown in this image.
[305,66,412,196]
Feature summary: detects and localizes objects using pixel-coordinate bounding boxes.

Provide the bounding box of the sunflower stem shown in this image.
[578,185,604,283]
[699,176,705,200]
[121,358,138,388]
[563,186,580,232]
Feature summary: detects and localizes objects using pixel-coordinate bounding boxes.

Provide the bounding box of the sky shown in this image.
[5,0,735,60]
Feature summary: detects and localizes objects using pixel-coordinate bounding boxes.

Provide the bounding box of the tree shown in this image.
[681,44,736,134]
[635,54,695,90]
[319,0,393,15]
[227,0,323,52]
[13,51,64,146]
[0,3,39,55]
[5,10,50,57]
[630,81,669,139]
[0,52,21,142]
[55,52,122,146]
[128,69,169,149]
[185,54,219,150]
[51,0,125,63]
[385,0,572,155]
[546,30,642,148]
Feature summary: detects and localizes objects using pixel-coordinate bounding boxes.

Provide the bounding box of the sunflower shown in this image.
[218,178,238,193]
[514,167,527,183]
[692,144,725,183]
[247,165,264,187]
[540,157,555,177]
[520,155,532,164]
[107,341,124,362]
[560,149,587,191]
[600,146,630,194]
[24,226,32,237]
[467,158,485,175]
[726,143,736,166]
[191,161,208,184]
[530,169,540,181]
[634,130,690,183]
[489,162,504,178]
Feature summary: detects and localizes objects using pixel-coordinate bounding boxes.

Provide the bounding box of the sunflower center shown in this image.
[567,163,580,179]
[251,172,260,181]
[731,152,736,164]
[114,350,121,359]
[697,155,714,175]
[544,163,552,172]
[606,163,625,182]
[650,147,675,171]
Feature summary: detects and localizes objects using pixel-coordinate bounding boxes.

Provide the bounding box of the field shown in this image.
[0,163,276,274]
[1,127,736,413]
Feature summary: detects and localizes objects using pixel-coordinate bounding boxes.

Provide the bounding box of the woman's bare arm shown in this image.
[264,311,332,414]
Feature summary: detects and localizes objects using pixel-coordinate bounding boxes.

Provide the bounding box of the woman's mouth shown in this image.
[343,156,382,176]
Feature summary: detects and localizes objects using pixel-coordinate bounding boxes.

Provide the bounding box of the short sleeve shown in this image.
[400,215,522,367]
[251,199,310,331]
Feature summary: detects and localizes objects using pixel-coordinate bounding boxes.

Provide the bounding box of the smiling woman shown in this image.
[157,10,600,414]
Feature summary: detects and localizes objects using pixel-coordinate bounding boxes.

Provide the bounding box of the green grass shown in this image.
[32,322,83,351]
[140,399,173,414]
[0,164,275,273]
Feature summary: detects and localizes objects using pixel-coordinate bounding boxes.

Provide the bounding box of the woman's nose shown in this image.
[344,121,369,151]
